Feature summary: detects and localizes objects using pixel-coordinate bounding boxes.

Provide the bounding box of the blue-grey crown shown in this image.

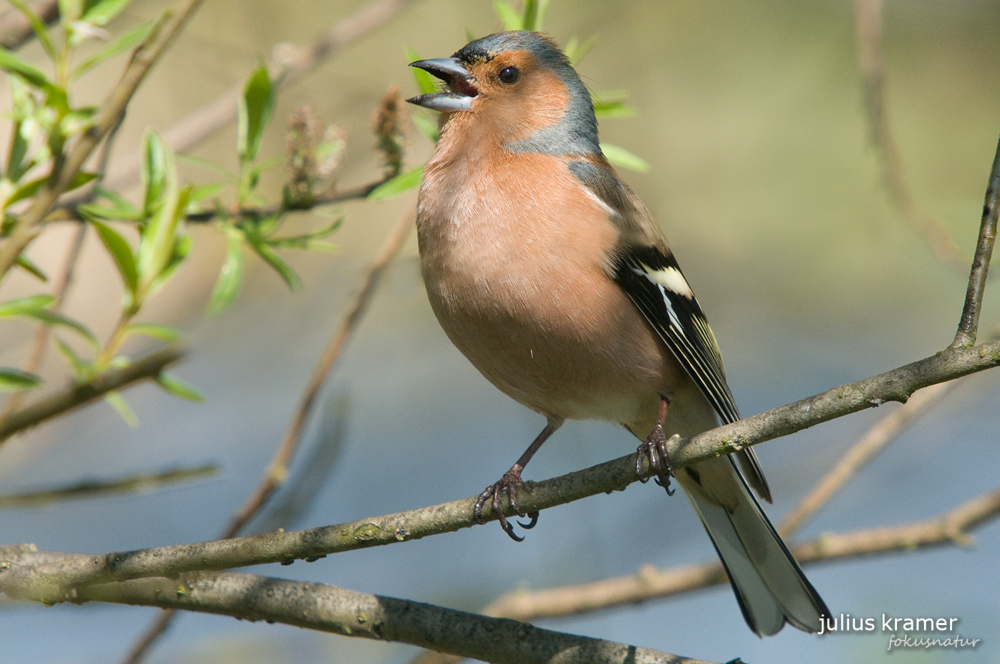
[455,31,601,157]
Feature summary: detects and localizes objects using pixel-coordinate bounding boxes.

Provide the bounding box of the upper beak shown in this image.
[407,57,477,112]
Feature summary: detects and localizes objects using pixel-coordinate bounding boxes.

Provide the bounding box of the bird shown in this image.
[406,30,829,636]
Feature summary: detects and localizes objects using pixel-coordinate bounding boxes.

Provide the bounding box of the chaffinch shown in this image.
[407,31,828,636]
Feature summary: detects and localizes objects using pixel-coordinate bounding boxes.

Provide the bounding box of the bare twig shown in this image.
[226,201,414,536]
[63,570,712,664]
[478,486,1000,624]
[120,203,414,664]
[0,0,59,51]
[180,175,399,224]
[4,336,1000,601]
[5,484,998,659]
[952,133,1000,348]
[0,0,206,281]
[97,0,420,196]
[0,464,217,509]
[854,0,965,268]
[778,379,958,537]
[0,345,185,444]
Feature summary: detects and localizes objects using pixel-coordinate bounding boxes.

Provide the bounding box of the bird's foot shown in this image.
[636,426,679,495]
[473,468,539,542]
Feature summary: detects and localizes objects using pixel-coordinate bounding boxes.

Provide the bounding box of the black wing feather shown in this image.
[613,245,741,424]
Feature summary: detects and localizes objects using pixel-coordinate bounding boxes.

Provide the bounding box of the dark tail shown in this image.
[681,456,829,636]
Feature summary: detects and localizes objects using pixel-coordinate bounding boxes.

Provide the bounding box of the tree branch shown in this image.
[0,464,217,509]
[854,0,966,269]
[2,336,999,603]
[479,487,1000,623]
[0,0,58,51]
[57,570,711,664]
[778,379,958,536]
[953,133,1000,347]
[0,345,185,443]
[118,201,415,664]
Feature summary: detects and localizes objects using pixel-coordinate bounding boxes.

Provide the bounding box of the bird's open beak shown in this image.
[407,58,477,112]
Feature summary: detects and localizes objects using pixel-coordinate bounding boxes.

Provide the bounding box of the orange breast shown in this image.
[417,147,697,432]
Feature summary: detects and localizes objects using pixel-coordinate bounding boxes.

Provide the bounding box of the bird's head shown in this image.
[407,31,600,156]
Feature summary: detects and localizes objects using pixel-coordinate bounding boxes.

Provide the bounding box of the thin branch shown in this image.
[225,201,414,536]
[3,337,1000,602]
[5,484,998,662]
[95,0,420,197]
[952,133,1000,348]
[180,175,399,224]
[119,201,414,664]
[0,464,217,509]
[0,0,206,281]
[0,345,185,444]
[63,571,712,664]
[778,379,958,537]
[0,0,59,51]
[477,486,1000,624]
[855,0,965,269]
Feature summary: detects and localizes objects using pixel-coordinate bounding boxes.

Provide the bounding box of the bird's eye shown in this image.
[497,66,520,85]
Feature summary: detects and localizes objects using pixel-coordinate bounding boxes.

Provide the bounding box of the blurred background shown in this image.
[1,0,999,662]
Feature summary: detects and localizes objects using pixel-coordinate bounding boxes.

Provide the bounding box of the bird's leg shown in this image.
[474,420,560,541]
[636,396,677,495]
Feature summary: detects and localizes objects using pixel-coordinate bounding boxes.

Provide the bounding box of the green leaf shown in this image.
[146,210,191,297]
[7,0,57,59]
[104,390,138,426]
[0,295,55,317]
[0,368,42,392]
[493,0,522,30]
[136,132,190,299]
[238,64,274,164]
[83,185,143,221]
[155,373,204,402]
[367,165,423,201]
[140,128,167,215]
[250,241,301,291]
[124,322,181,342]
[8,171,96,207]
[80,0,132,25]
[54,337,93,380]
[207,233,244,315]
[72,16,159,78]
[267,217,343,250]
[592,91,634,119]
[176,154,237,181]
[601,143,650,172]
[0,47,55,92]
[7,120,32,181]
[26,310,99,348]
[59,0,84,22]
[90,219,138,294]
[565,34,598,65]
[187,182,226,206]
[406,48,439,95]
[522,0,550,31]
[15,255,48,281]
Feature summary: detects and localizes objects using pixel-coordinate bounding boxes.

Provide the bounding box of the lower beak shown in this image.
[407,57,476,112]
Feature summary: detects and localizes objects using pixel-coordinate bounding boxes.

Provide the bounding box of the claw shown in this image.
[517,512,539,530]
[473,421,559,541]
[637,397,676,495]
[473,469,537,541]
